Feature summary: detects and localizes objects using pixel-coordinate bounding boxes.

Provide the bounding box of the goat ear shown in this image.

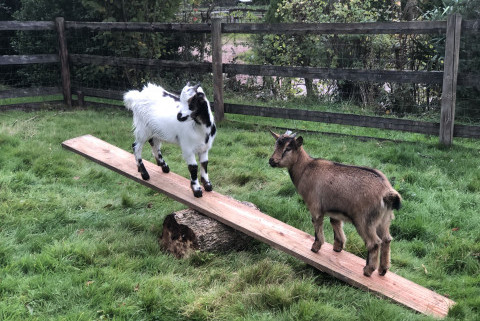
[193,83,201,91]
[269,129,280,140]
[295,136,303,147]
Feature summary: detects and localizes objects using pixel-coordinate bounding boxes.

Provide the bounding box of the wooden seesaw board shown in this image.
[62,134,455,318]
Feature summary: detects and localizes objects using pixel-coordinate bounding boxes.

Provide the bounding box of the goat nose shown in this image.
[269,158,277,167]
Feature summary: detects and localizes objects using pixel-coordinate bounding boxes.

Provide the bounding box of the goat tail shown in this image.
[123,90,141,111]
[383,191,402,210]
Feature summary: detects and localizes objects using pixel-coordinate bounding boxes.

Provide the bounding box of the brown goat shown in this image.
[269,131,402,276]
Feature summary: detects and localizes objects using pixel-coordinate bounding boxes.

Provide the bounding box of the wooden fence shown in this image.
[1,16,480,145]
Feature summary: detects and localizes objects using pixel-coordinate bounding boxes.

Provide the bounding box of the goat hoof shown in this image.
[161,165,170,173]
[333,243,344,252]
[363,266,375,277]
[311,242,321,253]
[141,172,150,180]
[193,189,203,198]
[378,268,388,276]
[204,182,213,192]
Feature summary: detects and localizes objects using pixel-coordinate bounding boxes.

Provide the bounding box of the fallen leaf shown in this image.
[452,227,459,231]
[86,280,95,286]
[134,283,140,292]
[77,229,85,235]
[73,176,80,180]
[421,264,428,274]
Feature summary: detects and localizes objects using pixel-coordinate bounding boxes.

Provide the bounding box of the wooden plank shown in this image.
[211,18,225,122]
[69,54,212,72]
[224,64,444,84]
[0,54,59,65]
[440,13,462,146]
[225,104,441,135]
[62,134,455,318]
[0,21,55,31]
[65,21,210,33]
[55,17,72,107]
[0,86,61,99]
[70,86,123,100]
[222,21,447,35]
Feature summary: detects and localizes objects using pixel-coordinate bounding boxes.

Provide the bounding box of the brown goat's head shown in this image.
[269,130,303,168]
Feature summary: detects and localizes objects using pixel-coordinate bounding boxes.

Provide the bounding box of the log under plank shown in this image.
[62,135,455,318]
[161,208,254,258]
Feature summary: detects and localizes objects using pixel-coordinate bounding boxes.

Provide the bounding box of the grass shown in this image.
[1,106,479,320]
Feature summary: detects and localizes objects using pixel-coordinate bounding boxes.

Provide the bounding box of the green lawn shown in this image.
[0,107,479,320]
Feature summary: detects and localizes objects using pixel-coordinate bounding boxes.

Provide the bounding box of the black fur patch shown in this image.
[205,133,210,144]
[188,164,198,181]
[189,93,211,127]
[177,112,189,122]
[211,124,216,137]
[201,161,208,174]
[148,138,154,146]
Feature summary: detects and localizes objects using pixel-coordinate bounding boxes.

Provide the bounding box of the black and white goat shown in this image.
[269,130,401,276]
[124,82,216,197]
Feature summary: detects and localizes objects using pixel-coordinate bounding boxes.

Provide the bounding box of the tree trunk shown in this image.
[160,207,254,258]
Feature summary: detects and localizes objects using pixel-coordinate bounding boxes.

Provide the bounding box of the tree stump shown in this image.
[160,206,254,258]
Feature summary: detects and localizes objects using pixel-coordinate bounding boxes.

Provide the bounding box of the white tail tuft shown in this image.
[123,90,141,111]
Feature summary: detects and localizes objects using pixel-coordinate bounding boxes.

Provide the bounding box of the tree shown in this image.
[10,0,183,89]
[253,0,394,103]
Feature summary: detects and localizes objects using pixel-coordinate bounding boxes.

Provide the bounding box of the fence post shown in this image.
[211,18,224,122]
[55,17,72,107]
[439,13,462,146]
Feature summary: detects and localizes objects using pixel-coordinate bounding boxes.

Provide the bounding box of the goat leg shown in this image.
[148,138,170,173]
[330,218,346,252]
[311,214,324,253]
[188,164,202,197]
[132,142,150,180]
[200,160,212,192]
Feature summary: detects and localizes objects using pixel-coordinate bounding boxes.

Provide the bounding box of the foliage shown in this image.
[247,0,451,115]
[8,0,184,90]
[423,0,480,120]
[0,107,479,320]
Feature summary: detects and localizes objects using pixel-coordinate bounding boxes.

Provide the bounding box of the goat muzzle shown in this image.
[269,158,278,167]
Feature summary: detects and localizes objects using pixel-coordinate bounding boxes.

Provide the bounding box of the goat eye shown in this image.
[285,146,292,152]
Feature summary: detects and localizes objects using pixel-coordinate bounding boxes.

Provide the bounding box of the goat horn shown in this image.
[269,129,280,140]
[193,83,201,91]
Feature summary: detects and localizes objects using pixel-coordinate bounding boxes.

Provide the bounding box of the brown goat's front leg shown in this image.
[311,213,324,253]
[330,218,346,252]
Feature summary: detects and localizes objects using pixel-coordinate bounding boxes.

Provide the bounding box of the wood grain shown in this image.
[62,135,455,318]
[440,14,462,146]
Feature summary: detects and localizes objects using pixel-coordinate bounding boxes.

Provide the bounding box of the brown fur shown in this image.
[269,131,402,276]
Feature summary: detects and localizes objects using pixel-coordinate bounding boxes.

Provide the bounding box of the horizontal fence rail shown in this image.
[0,86,61,99]
[0,21,55,31]
[224,64,445,84]
[222,21,448,34]
[1,18,480,144]
[0,54,59,65]
[64,21,211,33]
[70,54,212,72]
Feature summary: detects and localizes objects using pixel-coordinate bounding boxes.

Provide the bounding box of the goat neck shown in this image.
[287,147,313,188]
